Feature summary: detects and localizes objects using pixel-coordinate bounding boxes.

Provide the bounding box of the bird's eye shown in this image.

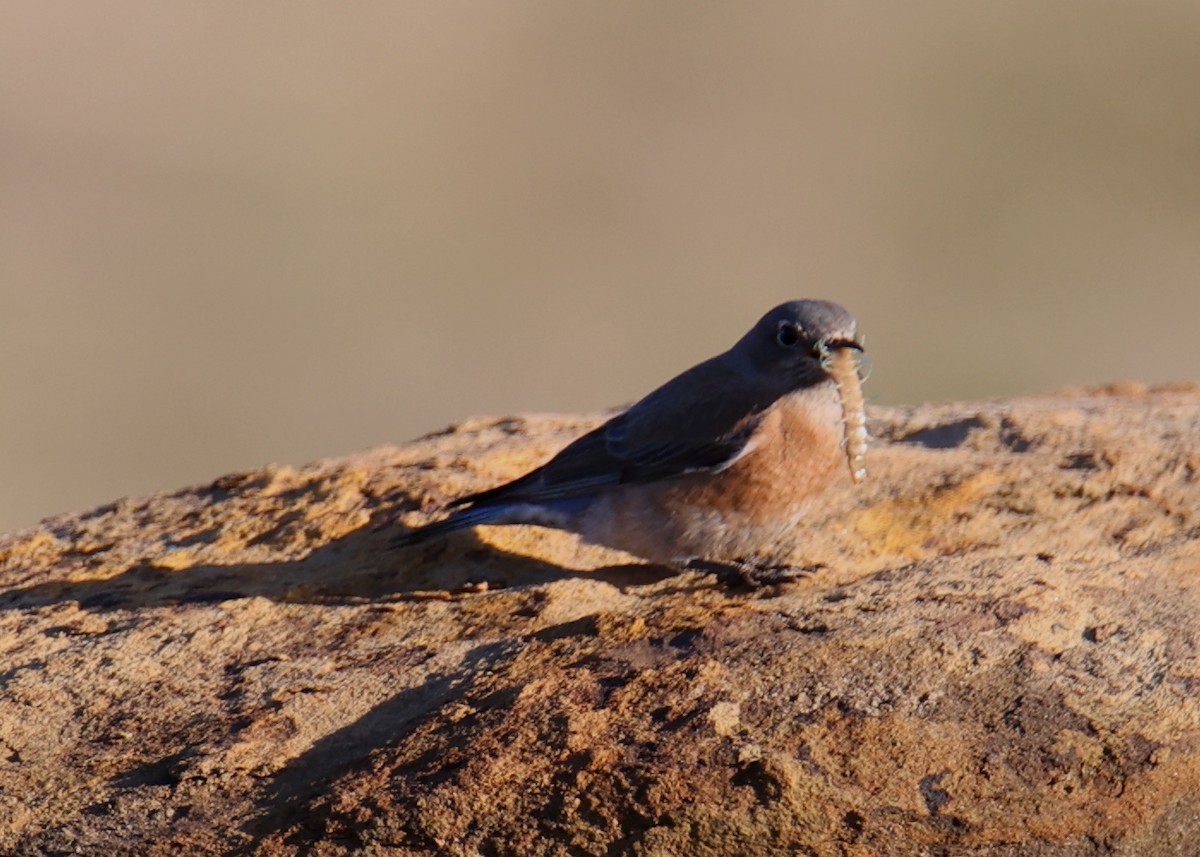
[776,323,802,348]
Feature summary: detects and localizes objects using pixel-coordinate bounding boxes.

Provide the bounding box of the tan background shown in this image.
[2,1,1198,535]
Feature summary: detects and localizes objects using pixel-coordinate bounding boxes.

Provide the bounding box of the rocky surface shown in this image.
[1,384,1197,856]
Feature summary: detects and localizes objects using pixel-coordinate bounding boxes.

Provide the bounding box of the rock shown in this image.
[0,386,1198,855]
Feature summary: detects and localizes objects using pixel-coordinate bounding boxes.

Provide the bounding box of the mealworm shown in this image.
[825,346,869,483]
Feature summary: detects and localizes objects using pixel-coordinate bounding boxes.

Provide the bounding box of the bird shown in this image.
[396,299,868,585]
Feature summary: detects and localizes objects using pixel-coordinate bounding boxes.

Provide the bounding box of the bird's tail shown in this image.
[392,505,509,548]
[392,496,589,549]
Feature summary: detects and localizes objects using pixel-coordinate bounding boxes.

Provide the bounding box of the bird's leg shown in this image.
[684,558,814,588]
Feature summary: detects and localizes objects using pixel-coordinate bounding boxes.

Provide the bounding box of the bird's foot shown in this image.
[685,558,814,589]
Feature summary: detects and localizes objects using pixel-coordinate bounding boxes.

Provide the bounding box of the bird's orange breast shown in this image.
[579,384,847,563]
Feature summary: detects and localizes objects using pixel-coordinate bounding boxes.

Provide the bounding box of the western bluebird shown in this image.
[397,299,867,585]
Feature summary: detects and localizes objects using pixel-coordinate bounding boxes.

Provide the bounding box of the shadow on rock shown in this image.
[0,514,676,613]
[237,637,527,853]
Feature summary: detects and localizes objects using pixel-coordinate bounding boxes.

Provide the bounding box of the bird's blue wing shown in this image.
[452,355,775,509]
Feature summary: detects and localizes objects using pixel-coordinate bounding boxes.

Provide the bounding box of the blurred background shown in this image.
[2,2,1198,534]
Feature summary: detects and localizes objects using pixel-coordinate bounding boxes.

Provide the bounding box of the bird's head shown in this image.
[734,299,862,390]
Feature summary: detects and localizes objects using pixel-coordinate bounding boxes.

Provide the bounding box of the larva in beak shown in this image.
[824,345,869,483]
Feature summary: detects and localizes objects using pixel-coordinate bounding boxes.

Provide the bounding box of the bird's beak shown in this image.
[811,336,863,367]
[816,337,863,356]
